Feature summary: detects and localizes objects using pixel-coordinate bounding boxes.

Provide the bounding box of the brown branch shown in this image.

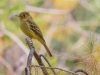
[25,37,49,75]
[31,65,78,75]
[40,54,56,75]
[25,37,34,67]
[74,69,88,75]
[25,67,31,75]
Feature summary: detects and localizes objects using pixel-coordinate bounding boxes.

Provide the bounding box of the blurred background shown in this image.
[0,0,100,75]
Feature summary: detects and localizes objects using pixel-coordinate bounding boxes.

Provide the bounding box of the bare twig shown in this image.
[74,69,88,75]
[72,21,100,26]
[79,0,100,19]
[25,67,31,75]
[0,22,5,37]
[5,30,29,55]
[40,54,56,75]
[14,55,27,72]
[67,14,100,40]
[31,65,78,75]
[79,0,98,13]
[25,37,49,75]
[0,22,29,55]
[26,5,73,15]
[25,37,34,67]
[0,56,16,75]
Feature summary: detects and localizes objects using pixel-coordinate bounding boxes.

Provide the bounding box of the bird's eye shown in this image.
[23,14,26,18]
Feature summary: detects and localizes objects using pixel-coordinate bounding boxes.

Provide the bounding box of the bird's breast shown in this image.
[20,22,36,39]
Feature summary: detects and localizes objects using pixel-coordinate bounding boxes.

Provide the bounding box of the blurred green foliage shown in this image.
[0,0,100,75]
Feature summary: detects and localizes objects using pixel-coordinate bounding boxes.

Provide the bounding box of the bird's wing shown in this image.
[27,19,45,41]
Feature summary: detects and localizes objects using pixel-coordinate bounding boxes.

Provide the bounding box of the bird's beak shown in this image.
[15,15,19,17]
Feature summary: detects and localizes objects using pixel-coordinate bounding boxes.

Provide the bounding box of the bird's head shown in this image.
[16,12,32,20]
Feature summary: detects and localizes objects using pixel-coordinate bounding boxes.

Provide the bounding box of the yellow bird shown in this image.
[16,12,52,57]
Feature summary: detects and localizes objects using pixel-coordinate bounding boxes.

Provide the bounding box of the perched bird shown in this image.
[16,12,52,57]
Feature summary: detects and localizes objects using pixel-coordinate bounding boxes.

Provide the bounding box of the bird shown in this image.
[16,12,52,57]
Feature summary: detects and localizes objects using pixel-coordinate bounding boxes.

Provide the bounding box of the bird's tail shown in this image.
[38,38,52,57]
[43,43,52,57]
